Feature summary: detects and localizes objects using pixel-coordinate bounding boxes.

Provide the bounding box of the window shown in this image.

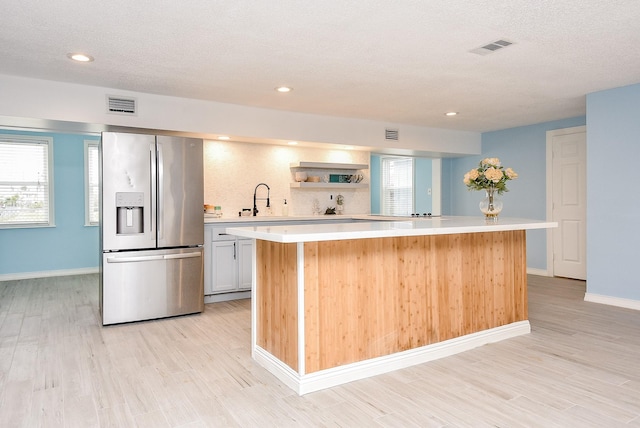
[0,134,54,228]
[84,140,99,225]
[381,156,413,216]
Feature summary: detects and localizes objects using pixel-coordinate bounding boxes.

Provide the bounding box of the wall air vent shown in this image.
[385,128,399,141]
[470,39,515,56]
[107,95,137,115]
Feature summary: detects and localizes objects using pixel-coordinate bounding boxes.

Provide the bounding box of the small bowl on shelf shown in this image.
[307,176,321,182]
[295,172,308,182]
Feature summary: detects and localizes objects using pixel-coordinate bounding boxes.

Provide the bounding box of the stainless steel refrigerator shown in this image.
[100,132,204,325]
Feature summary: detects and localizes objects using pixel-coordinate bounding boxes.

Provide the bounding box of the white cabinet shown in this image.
[237,238,253,290]
[290,161,369,189]
[204,225,253,301]
[209,240,236,293]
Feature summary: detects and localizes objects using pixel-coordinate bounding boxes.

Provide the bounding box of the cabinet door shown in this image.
[210,240,237,293]
[237,238,254,290]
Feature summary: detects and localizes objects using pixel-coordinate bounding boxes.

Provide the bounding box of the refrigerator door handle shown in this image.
[106,255,164,263]
[163,252,202,260]
[150,142,157,236]
[157,141,164,240]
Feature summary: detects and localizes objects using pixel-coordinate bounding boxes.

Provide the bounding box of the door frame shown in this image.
[545,125,586,277]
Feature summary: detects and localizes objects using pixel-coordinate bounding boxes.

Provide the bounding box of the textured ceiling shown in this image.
[1,0,640,132]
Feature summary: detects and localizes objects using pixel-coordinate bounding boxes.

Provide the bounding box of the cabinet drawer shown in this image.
[209,227,235,241]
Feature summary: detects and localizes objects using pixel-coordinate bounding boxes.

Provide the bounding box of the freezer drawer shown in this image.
[101,248,204,325]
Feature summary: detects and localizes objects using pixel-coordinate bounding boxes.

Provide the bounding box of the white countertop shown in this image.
[204,214,351,224]
[225,216,557,243]
[204,213,444,224]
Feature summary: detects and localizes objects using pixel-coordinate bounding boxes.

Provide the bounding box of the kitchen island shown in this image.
[226,216,556,395]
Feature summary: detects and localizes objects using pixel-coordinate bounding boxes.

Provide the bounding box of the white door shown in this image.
[548,127,586,280]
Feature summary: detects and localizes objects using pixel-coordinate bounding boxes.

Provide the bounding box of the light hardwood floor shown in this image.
[0,274,639,427]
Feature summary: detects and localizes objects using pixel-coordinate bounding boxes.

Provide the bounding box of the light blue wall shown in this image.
[441,158,454,215]
[586,83,640,300]
[370,154,381,213]
[444,116,586,270]
[0,130,100,275]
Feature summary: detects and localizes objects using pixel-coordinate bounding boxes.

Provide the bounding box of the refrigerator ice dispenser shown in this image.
[116,192,144,234]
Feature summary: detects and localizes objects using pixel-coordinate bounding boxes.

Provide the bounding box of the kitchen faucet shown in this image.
[253,183,270,216]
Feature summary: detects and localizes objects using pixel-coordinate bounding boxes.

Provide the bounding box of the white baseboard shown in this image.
[526,267,550,276]
[254,320,531,395]
[0,267,99,282]
[584,293,640,311]
[204,291,251,304]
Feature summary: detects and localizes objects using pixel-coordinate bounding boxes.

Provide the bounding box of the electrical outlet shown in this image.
[427,188,432,195]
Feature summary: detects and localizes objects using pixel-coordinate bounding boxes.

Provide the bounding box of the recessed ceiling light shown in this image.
[276,86,292,93]
[287,141,298,145]
[217,135,230,140]
[67,53,94,62]
[445,112,458,117]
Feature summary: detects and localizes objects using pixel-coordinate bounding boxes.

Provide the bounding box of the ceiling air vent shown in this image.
[470,38,514,56]
[385,128,399,141]
[107,95,137,115]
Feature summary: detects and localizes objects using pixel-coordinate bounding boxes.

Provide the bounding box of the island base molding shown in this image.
[252,229,530,394]
[254,320,531,395]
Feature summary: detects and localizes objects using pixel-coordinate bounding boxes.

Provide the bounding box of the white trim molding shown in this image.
[204,290,250,304]
[254,320,531,395]
[527,267,550,277]
[584,293,640,311]
[0,267,98,282]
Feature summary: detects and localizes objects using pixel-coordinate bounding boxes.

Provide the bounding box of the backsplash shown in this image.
[203,140,370,218]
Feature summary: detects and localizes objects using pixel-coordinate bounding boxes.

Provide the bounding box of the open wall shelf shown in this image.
[290,182,368,189]
[290,162,369,170]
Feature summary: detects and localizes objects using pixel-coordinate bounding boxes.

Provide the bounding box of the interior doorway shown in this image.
[546,126,587,280]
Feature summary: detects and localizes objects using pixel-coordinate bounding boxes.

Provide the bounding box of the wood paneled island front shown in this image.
[227,216,556,395]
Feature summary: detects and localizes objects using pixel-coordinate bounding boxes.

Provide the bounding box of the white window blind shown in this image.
[85,140,99,225]
[381,156,413,216]
[0,135,54,227]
